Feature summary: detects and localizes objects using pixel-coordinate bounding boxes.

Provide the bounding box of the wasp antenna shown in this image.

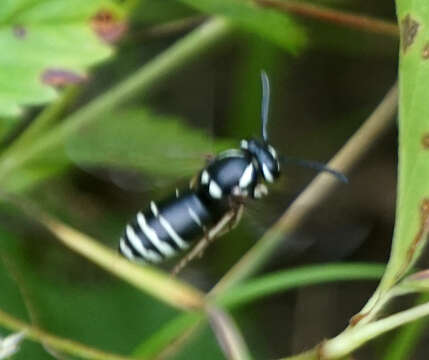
[260,70,270,143]
[280,155,349,184]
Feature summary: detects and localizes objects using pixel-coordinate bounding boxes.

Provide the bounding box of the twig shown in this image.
[255,0,398,37]
[207,305,252,360]
[213,83,398,294]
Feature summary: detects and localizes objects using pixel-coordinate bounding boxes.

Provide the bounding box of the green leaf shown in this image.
[0,18,233,193]
[0,0,124,118]
[356,1,429,323]
[179,0,306,53]
[377,1,429,292]
[66,107,234,181]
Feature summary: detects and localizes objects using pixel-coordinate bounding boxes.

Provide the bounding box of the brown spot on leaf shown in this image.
[422,133,429,148]
[42,69,87,86]
[423,44,429,59]
[401,14,419,53]
[403,199,429,270]
[91,10,127,43]
[13,25,27,38]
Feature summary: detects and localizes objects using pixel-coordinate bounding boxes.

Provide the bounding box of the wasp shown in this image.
[119,72,345,274]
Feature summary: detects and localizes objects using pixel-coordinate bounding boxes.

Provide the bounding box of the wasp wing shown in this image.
[240,179,372,265]
[66,107,234,192]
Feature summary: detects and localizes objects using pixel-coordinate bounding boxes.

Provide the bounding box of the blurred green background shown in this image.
[1,0,423,359]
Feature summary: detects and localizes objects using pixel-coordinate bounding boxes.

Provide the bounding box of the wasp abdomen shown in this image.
[119,190,222,263]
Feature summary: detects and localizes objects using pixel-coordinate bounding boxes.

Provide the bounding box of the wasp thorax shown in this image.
[240,138,280,183]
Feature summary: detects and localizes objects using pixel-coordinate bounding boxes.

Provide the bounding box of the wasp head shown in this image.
[240,138,280,183]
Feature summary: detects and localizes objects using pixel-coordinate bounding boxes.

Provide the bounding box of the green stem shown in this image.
[352,286,414,328]
[0,17,233,182]
[321,301,429,359]
[217,263,385,308]
[381,294,429,360]
[280,299,429,360]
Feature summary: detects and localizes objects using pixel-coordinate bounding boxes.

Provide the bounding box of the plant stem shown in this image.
[255,0,398,37]
[207,305,252,360]
[0,17,233,182]
[321,301,429,359]
[0,308,138,360]
[280,300,429,359]
[381,294,429,360]
[213,84,398,295]
[352,286,413,328]
[217,263,385,308]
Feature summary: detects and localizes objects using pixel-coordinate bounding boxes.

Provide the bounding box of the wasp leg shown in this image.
[230,204,244,230]
[171,210,237,276]
[216,203,244,237]
[196,226,211,260]
[189,173,199,190]
[225,195,245,231]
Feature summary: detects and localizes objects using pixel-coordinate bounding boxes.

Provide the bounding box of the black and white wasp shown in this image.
[118,72,345,273]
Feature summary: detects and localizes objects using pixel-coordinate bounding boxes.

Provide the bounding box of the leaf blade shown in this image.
[376,1,429,292]
[0,0,124,117]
